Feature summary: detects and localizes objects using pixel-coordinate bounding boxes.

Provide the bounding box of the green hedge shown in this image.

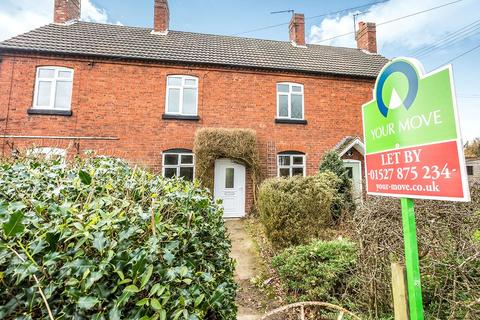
[272,239,357,302]
[258,172,338,249]
[0,157,236,319]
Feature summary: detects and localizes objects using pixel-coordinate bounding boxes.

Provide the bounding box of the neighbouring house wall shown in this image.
[0,54,376,213]
[466,159,480,183]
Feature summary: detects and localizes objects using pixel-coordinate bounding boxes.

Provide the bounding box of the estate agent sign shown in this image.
[362,57,470,201]
[362,57,470,320]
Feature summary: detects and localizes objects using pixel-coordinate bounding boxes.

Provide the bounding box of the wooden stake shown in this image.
[391,262,409,320]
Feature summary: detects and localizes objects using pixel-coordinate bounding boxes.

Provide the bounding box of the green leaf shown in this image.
[179,266,188,277]
[159,309,167,320]
[141,265,153,288]
[149,283,161,296]
[194,294,205,307]
[150,298,162,311]
[116,270,125,281]
[124,285,140,293]
[9,202,27,212]
[132,256,146,278]
[136,298,149,306]
[78,170,92,185]
[3,212,24,237]
[163,251,175,264]
[78,296,99,310]
[109,307,121,320]
[93,231,106,252]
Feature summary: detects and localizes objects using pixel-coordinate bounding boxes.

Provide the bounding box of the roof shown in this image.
[0,21,389,78]
[334,136,365,156]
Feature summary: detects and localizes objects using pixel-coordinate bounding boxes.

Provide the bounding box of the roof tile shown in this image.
[0,21,389,77]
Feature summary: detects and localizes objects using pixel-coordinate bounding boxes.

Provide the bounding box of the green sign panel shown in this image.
[363,58,458,154]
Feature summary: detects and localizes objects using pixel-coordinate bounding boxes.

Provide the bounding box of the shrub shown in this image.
[0,157,236,319]
[257,172,338,249]
[272,239,357,302]
[346,183,480,319]
[318,151,354,220]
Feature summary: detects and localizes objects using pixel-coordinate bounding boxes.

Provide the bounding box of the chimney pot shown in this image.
[289,13,306,47]
[356,21,377,53]
[154,0,170,34]
[54,0,81,24]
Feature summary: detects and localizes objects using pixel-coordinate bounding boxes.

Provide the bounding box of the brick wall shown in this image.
[0,54,375,213]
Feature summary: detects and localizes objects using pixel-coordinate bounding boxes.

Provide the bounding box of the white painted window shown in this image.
[33,67,74,110]
[277,83,304,120]
[165,75,198,115]
[28,147,67,161]
[277,153,306,177]
[162,151,195,181]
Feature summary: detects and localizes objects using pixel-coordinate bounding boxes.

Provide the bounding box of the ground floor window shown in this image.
[467,165,474,176]
[277,152,305,177]
[162,149,195,181]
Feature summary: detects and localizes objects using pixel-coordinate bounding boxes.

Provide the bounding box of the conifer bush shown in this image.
[0,157,236,319]
[272,239,357,303]
[319,151,355,220]
[257,172,338,249]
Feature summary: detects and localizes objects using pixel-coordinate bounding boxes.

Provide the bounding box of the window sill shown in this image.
[27,109,72,116]
[275,118,307,125]
[162,114,200,121]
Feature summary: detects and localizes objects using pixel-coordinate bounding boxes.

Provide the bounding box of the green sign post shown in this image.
[401,198,423,319]
[362,57,470,319]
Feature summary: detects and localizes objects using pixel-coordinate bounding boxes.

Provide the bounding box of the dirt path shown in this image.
[225,219,264,320]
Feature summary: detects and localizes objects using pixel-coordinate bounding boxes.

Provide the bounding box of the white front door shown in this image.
[344,160,363,203]
[214,159,246,218]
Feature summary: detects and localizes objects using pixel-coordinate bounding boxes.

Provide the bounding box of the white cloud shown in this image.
[82,0,108,23]
[308,0,479,51]
[0,0,120,41]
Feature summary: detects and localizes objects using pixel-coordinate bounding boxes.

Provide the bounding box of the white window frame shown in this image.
[165,75,199,116]
[28,147,67,161]
[277,153,306,177]
[162,151,195,180]
[33,66,74,110]
[276,82,304,120]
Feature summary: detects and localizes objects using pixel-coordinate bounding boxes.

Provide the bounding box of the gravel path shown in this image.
[225,219,263,320]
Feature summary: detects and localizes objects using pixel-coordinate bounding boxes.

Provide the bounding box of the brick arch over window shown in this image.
[278,150,305,155]
[163,148,192,154]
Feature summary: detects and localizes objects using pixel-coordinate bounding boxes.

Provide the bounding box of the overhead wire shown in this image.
[315,0,465,43]
[437,43,480,66]
[231,0,389,36]
[413,20,480,58]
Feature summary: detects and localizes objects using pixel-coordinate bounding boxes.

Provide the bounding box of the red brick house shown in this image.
[0,0,387,217]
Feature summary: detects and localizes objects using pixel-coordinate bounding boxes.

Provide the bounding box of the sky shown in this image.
[0,0,478,141]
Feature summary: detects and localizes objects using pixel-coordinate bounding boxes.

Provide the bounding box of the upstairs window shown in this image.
[277,152,306,177]
[277,83,304,120]
[162,149,195,181]
[33,67,74,110]
[166,75,198,116]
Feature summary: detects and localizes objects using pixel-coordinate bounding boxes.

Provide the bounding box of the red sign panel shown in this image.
[366,140,465,200]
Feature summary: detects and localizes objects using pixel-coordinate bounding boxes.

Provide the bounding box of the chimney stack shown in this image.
[54,0,81,24]
[289,13,306,47]
[154,0,170,34]
[356,21,377,53]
